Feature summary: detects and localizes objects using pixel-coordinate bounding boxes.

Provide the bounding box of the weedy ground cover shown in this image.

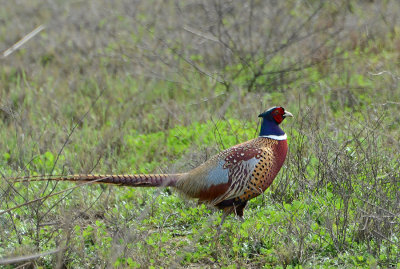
[1,0,399,268]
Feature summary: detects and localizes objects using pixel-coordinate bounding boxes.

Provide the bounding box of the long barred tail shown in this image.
[11,174,184,187]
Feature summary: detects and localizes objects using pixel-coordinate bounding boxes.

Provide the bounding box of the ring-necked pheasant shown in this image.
[12,106,293,227]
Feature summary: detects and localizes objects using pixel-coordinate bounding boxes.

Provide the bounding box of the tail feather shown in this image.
[11,174,184,187]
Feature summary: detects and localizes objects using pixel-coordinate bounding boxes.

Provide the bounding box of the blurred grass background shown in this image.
[1,0,400,268]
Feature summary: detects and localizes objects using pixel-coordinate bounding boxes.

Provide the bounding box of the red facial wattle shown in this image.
[272,107,285,124]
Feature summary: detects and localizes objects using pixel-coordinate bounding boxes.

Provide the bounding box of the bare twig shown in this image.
[2,25,45,58]
[0,248,62,265]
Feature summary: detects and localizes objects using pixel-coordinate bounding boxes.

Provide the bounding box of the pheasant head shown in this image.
[258,106,293,139]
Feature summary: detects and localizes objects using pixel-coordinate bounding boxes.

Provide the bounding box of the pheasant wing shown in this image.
[208,143,265,205]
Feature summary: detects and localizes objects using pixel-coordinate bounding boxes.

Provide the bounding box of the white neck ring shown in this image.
[259,133,287,140]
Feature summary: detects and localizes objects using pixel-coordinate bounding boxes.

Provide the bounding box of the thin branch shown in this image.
[0,248,62,265]
[2,25,45,58]
[0,176,110,217]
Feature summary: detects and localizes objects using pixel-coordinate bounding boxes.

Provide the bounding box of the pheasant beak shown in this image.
[283,110,294,118]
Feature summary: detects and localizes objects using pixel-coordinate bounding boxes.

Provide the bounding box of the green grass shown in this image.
[1,0,400,268]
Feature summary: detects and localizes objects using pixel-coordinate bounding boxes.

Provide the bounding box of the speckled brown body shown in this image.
[173,137,288,216]
[234,138,287,204]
